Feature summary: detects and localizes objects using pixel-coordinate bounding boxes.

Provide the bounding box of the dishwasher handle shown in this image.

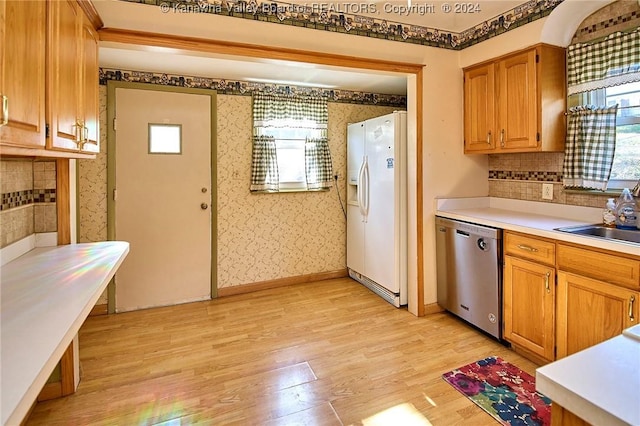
[456,230,470,238]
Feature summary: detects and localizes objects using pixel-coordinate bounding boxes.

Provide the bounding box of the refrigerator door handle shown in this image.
[363,156,370,222]
[357,157,366,219]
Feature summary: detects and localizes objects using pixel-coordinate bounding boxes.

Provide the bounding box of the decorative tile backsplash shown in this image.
[1,190,33,211]
[120,0,561,50]
[488,170,562,182]
[572,0,640,43]
[488,152,617,208]
[0,159,57,248]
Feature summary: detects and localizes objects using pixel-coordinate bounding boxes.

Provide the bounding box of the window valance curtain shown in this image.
[562,105,618,190]
[567,27,640,95]
[253,93,328,134]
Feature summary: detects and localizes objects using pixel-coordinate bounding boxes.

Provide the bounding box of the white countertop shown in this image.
[536,326,640,426]
[435,197,640,256]
[0,242,130,426]
[435,197,640,424]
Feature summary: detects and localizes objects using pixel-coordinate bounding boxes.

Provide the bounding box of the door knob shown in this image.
[200,203,208,210]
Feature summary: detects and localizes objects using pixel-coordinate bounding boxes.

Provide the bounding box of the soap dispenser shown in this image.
[603,198,616,228]
[615,188,637,230]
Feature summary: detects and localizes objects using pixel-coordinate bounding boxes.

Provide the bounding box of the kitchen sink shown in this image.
[555,225,640,244]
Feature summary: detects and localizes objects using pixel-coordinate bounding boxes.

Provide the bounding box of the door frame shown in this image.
[99,29,425,317]
[105,80,218,313]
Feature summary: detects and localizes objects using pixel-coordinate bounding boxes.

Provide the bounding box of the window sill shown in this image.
[562,188,624,196]
[250,188,330,194]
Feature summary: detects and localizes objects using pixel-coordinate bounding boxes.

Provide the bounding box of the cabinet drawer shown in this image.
[557,244,640,290]
[505,232,556,266]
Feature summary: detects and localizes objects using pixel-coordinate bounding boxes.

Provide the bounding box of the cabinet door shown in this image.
[497,49,538,150]
[504,255,555,361]
[557,271,639,358]
[47,0,82,151]
[0,0,46,148]
[463,63,495,153]
[79,15,99,153]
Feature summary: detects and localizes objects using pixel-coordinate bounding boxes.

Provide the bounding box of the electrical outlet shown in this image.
[542,183,553,200]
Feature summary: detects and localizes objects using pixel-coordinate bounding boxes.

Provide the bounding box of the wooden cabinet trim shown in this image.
[462,43,561,72]
[76,0,103,30]
[504,231,556,267]
[557,243,640,290]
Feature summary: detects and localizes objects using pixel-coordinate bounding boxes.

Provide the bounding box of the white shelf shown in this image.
[1,242,130,426]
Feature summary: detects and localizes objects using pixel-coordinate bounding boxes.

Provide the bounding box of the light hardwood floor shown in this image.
[26,278,540,425]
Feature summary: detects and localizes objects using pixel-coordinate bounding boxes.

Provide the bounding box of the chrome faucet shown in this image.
[633,179,640,197]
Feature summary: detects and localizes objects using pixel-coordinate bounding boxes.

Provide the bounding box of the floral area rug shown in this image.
[442,356,551,426]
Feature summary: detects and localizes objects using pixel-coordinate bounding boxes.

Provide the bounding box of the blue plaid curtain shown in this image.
[250,135,279,192]
[563,105,618,190]
[305,138,333,190]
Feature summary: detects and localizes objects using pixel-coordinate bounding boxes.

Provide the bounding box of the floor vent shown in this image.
[348,269,400,308]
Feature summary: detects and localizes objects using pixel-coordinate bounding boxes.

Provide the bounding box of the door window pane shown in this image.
[149,124,182,154]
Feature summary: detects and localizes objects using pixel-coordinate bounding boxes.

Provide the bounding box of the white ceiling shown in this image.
[97,0,529,95]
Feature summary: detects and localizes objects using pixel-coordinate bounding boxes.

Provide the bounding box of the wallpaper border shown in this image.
[119,0,562,50]
[100,68,408,107]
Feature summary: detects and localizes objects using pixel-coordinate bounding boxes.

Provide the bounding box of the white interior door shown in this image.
[114,88,212,312]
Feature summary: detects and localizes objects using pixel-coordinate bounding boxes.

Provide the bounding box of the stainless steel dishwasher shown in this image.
[435,216,503,340]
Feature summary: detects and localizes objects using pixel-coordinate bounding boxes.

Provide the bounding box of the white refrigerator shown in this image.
[346,111,407,307]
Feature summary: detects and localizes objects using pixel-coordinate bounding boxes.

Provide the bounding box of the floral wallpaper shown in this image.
[120,0,562,50]
[77,84,399,294]
[216,95,398,287]
[78,86,109,304]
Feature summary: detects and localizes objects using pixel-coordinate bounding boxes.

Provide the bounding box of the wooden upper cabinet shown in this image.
[464,44,566,154]
[80,14,99,153]
[0,1,47,149]
[464,63,495,152]
[47,0,99,154]
[498,49,538,150]
[47,0,81,152]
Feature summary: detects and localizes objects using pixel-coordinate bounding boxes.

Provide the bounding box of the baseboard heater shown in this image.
[349,269,401,308]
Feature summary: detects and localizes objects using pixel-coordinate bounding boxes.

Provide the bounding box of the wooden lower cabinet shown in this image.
[551,404,591,426]
[556,271,639,358]
[503,255,555,361]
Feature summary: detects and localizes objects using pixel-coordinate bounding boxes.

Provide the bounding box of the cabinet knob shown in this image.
[500,129,505,147]
[630,295,636,322]
[487,131,492,145]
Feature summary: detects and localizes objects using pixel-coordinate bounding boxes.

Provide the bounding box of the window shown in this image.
[251,94,332,192]
[565,28,640,190]
[579,82,640,188]
[148,123,181,154]
[605,82,640,187]
[259,118,322,191]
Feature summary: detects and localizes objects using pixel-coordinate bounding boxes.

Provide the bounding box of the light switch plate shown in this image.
[542,183,553,200]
